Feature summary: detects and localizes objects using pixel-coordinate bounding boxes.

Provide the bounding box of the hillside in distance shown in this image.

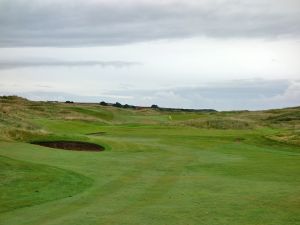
[1,95,299,146]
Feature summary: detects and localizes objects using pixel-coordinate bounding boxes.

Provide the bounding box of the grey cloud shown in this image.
[0,0,299,47]
[102,79,300,110]
[0,90,126,104]
[1,79,299,110]
[0,59,140,70]
[173,79,291,99]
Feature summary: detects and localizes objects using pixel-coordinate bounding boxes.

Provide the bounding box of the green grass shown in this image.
[69,106,114,121]
[0,154,92,213]
[0,97,299,225]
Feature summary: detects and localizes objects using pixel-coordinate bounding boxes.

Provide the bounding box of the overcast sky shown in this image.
[0,0,299,110]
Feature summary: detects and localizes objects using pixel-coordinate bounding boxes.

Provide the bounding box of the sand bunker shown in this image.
[31,141,104,152]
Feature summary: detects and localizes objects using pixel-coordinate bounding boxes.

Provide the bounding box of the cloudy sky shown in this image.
[0,0,299,110]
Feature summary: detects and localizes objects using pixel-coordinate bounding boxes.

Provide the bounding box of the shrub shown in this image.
[99,101,108,106]
[151,104,159,109]
[113,102,122,108]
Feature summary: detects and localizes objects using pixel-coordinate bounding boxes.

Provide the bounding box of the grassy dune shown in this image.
[0,96,299,225]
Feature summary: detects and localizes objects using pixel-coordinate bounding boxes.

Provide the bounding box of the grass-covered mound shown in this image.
[0,155,92,213]
[182,118,253,129]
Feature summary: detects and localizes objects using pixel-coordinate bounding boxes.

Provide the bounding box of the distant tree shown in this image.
[113,102,122,108]
[123,104,130,108]
[65,100,74,104]
[151,104,159,109]
[99,101,108,106]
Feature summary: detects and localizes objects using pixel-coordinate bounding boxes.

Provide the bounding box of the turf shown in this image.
[0,154,92,213]
[0,96,299,225]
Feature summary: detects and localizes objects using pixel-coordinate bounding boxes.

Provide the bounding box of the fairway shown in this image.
[0,97,299,225]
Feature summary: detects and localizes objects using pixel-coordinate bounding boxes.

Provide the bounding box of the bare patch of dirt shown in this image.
[235,137,246,142]
[31,141,104,152]
[86,131,106,136]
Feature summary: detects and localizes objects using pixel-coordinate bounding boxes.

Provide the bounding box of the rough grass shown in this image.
[182,118,254,129]
[267,111,300,122]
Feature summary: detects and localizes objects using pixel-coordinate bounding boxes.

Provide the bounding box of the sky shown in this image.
[0,0,299,110]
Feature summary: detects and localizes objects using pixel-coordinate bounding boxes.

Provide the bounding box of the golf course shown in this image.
[0,96,299,225]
